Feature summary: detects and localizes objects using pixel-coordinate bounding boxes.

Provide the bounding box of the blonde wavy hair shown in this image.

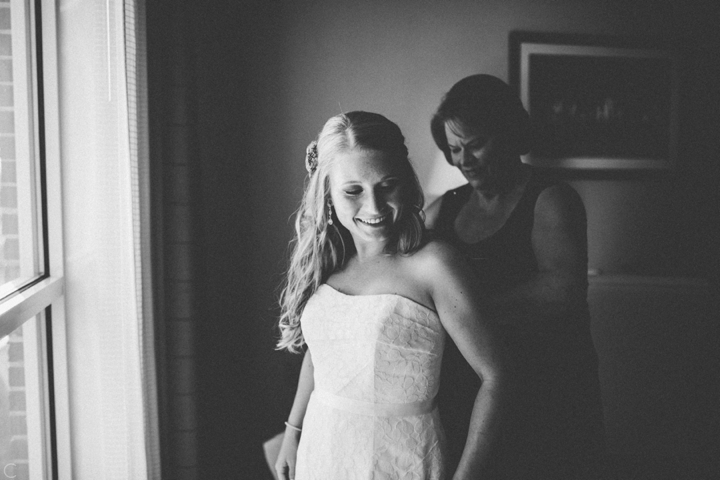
[277,111,425,352]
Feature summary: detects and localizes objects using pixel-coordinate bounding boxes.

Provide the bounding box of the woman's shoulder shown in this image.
[527,169,581,204]
[424,196,444,229]
[534,181,585,219]
[408,238,466,273]
[424,183,470,229]
[402,239,478,305]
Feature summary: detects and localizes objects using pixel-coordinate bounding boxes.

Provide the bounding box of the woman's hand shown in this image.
[274,428,301,480]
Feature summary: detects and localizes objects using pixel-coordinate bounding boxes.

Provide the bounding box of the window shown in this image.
[2,0,158,477]
[0,0,43,297]
[0,0,64,479]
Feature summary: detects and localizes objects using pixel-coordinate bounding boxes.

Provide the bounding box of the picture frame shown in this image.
[509,32,679,170]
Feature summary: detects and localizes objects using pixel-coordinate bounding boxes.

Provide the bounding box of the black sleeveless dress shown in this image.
[434,174,610,479]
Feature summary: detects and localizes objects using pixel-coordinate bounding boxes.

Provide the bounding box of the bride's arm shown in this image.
[422,241,509,480]
[275,349,315,480]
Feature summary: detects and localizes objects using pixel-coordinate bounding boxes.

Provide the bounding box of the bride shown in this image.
[274,111,507,480]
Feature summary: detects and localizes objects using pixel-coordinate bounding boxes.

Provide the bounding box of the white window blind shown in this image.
[57,0,159,478]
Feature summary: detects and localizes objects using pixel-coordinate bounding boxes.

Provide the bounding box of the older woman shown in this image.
[426,75,611,479]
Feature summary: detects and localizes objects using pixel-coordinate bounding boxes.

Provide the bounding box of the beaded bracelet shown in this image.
[284,421,302,432]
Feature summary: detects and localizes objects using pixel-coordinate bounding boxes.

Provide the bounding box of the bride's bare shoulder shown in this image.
[407,238,465,273]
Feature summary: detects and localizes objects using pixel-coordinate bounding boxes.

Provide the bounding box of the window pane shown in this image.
[0,0,43,299]
[0,311,50,480]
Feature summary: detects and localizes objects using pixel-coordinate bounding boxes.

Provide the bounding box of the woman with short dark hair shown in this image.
[427,75,611,479]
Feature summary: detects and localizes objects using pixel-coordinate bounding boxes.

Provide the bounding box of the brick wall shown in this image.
[5,331,28,480]
[0,0,28,477]
[0,0,18,287]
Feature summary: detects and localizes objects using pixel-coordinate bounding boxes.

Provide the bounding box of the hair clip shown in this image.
[305,141,319,174]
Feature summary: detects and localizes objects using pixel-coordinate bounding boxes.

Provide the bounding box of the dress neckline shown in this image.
[321,284,437,315]
[447,169,536,247]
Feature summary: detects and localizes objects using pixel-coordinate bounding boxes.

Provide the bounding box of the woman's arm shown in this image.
[423,195,444,230]
[422,242,508,479]
[275,349,315,480]
[488,183,588,326]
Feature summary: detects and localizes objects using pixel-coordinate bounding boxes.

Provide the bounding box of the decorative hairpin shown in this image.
[305,141,319,174]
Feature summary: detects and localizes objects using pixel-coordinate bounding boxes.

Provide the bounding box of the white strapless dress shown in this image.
[296,284,447,480]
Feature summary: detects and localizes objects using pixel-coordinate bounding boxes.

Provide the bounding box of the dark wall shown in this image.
[188,1,294,478]
[149,1,719,478]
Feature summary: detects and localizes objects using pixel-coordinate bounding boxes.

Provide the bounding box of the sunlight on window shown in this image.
[0,0,43,300]
[0,312,50,480]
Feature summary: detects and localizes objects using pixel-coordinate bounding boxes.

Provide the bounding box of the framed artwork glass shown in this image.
[510,32,679,170]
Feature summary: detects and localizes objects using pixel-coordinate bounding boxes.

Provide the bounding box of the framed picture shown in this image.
[509,32,679,170]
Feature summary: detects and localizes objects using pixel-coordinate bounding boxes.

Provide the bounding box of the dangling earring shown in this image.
[327,201,333,225]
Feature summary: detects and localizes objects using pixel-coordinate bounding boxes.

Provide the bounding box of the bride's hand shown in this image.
[274,429,301,480]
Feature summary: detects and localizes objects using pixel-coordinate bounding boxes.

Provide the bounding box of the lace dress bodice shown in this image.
[295,284,447,480]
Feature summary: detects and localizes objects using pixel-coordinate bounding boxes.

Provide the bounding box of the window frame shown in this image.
[0,0,69,478]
